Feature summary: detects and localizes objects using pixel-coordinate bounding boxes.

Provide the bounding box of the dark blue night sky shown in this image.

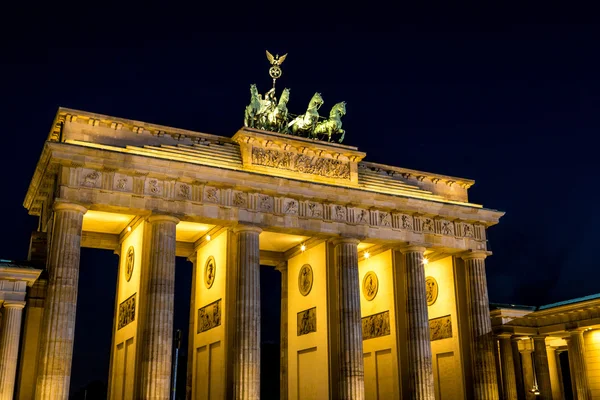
[2,5,598,396]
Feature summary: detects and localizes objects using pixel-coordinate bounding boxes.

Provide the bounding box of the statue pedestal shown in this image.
[232,128,366,186]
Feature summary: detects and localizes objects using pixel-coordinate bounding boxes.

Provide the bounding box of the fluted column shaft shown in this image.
[532,336,552,400]
[0,302,26,400]
[234,226,262,400]
[402,246,435,399]
[566,330,591,400]
[36,202,87,400]
[463,252,499,400]
[276,261,288,400]
[335,238,364,400]
[511,338,526,400]
[140,215,179,400]
[186,254,197,400]
[498,336,518,400]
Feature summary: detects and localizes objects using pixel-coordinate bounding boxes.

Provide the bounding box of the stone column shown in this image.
[462,252,499,399]
[233,225,262,400]
[334,238,364,400]
[186,253,197,400]
[0,301,26,400]
[520,349,534,400]
[139,214,179,399]
[276,261,288,400]
[511,337,526,400]
[498,335,518,400]
[532,336,552,400]
[566,330,592,400]
[401,245,435,399]
[36,202,87,400]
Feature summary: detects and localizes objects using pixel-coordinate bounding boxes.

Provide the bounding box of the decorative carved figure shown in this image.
[116,178,127,190]
[148,179,160,194]
[422,218,435,233]
[379,212,391,227]
[335,205,347,221]
[244,84,262,128]
[298,264,313,296]
[362,311,391,340]
[118,293,136,330]
[82,171,100,187]
[307,202,322,218]
[463,224,474,238]
[205,187,219,203]
[178,184,191,199]
[356,209,368,224]
[441,220,454,235]
[259,195,273,211]
[287,92,324,136]
[430,315,452,341]
[204,256,216,289]
[251,147,350,179]
[284,199,298,214]
[297,307,316,336]
[362,271,379,301]
[401,214,413,230]
[233,192,247,207]
[425,276,439,306]
[197,299,221,333]
[125,246,134,282]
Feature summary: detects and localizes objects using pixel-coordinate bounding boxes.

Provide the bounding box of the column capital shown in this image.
[147,214,180,224]
[331,237,361,246]
[461,250,491,261]
[2,301,25,309]
[53,200,87,214]
[510,335,525,343]
[398,245,426,254]
[532,335,548,341]
[233,224,263,234]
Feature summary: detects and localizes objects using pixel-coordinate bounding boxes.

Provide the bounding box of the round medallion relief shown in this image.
[204,256,216,289]
[425,276,438,306]
[298,264,313,296]
[125,246,135,282]
[362,271,379,301]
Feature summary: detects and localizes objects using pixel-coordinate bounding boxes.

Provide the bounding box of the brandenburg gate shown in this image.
[13,53,504,399]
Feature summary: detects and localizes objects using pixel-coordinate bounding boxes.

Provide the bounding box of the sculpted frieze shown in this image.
[461,223,474,238]
[362,311,391,340]
[114,173,132,192]
[297,307,317,336]
[251,146,351,179]
[118,293,136,330]
[430,315,452,341]
[400,214,413,230]
[379,212,391,227]
[233,191,247,208]
[197,299,221,333]
[306,202,323,218]
[259,194,273,211]
[176,183,191,200]
[81,170,101,188]
[353,208,368,224]
[145,178,162,196]
[204,186,220,203]
[333,205,347,221]
[283,198,298,214]
[440,220,455,236]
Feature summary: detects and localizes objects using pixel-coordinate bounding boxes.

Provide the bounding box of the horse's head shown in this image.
[309,92,324,110]
[250,84,258,96]
[330,101,346,117]
[279,88,290,104]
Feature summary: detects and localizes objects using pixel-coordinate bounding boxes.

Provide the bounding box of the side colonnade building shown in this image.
[12,107,509,399]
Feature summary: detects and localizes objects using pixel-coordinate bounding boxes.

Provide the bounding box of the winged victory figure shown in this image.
[266,50,288,66]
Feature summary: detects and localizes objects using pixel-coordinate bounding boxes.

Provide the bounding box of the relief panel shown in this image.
[362,311,391,340]
[197,299,222,333]
[430,315,452,341]
[297,307,317,336]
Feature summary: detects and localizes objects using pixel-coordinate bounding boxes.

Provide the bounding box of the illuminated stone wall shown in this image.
[192,230,229,400]
[110,221,145,400]
[359,250,400,400]
[286,242,330,400]
[585,330,600,398]
[425,256,466,400]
